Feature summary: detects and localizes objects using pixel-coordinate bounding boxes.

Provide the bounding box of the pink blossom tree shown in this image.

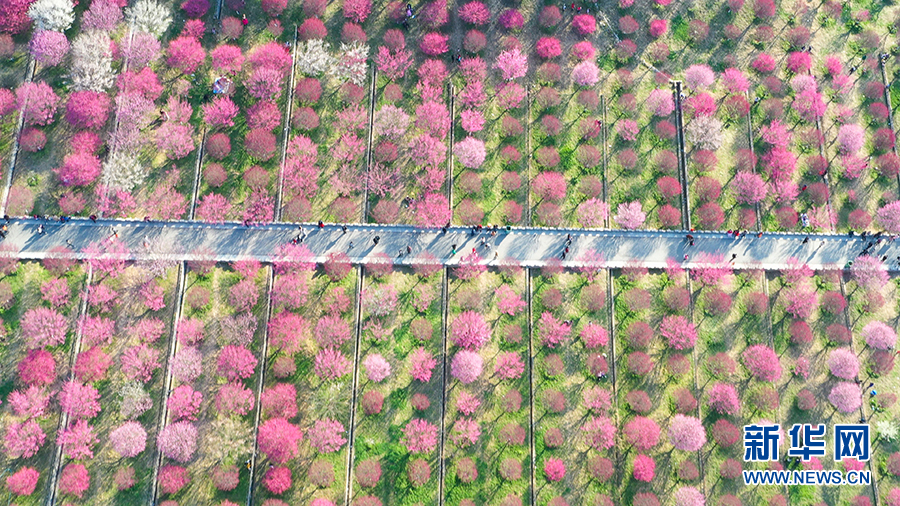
[544,458,566,481]
[537,312,570,348]
[742,345,782,381]
[454,137,486,169]
[4,419,46,458]
[633,454,655,481]
[401,419,438,454]
[409,347,437,382]
[16,81,59,126]
[660,315,697,350]
[6,467,39,496]
[59,464,89,498]
[59,381,101,419]
[494,352,525,380]
[261,383,298,419]
[624,416,661,451]
[850,255,888,290]
[21,307,67,348]
[451,311,490,350]
[18,350,56,386]
[307,419,347,453]
[314,349,351,380]
[57,419,98,460]
[217,345,257,381]
[166,36,205,74]
[121,344,161,382]
[582,416,616,449]
[495,48,527,81]
[732,171,767,204]
[496,285,525,315]
[707,383,740,415]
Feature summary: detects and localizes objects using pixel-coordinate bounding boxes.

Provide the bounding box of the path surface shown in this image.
[2,217,894,270]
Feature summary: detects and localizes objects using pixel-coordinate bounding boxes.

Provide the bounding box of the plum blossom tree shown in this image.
[732,171,767,204]
[455,137,486,168]
[409,347,437,382]
[660,315,698,350]
[614,202,645,229]
[707,383,740,415]
[156,421,197,463]
[4,419,46,458]
[742,345,781,381]
[402,419,438,454]
[58,464,89,498]
[451,311,490,350]
[494,352,525,380]
[307,419,347,453]
[29,30,68,66]
[829,382,861,413]
[451,351,483,384]
[862,321,896,350]
[624,416,660,451]
[583,416,616,449]
[668,414,706,451]
[57,419,98,460]
[110,421,147,458]
[537,312,570,348]
[495,48,527,81]
[16,81,60,126]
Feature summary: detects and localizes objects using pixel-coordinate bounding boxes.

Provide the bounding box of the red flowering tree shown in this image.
[258,418,303,464]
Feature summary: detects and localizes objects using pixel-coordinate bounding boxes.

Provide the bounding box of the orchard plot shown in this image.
[157,259,267,504]
[0,257,85,504]
[444,259,530,505]
[348,260,444,505]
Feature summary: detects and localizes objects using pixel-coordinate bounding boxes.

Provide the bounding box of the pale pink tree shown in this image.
[363,354,391,382]
[614,201,645,229]
[156,421,197,463]
[577,199,609,228]
[829,382,862,413]
[668,414,706,451]
[121,344,161,382]
[850,255,888,290]
[21,307,67,348]
[451,350,483,384]
[861,321,896,350]
[684,64,715,89]
[572,61,600,86]
[196,193,231,224]
[454,137,486,168]
[495,48,527,81]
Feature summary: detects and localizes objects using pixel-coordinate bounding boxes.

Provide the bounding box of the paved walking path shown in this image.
[2,218,894,271]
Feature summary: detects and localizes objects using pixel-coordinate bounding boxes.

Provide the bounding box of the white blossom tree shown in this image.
[125,0,172,39]
[28,0,75,32]
[70,31,115,92]
[296,40,334,77]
